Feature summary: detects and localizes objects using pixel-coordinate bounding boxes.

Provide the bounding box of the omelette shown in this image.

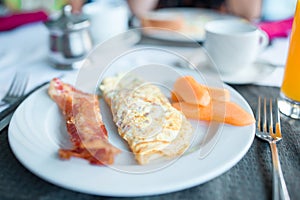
[100,74,193,164]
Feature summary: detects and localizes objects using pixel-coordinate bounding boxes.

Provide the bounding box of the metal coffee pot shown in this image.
[45,6,93,69]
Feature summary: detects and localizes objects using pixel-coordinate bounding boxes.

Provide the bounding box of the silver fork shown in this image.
[0,73,28,106]
[256,97,290,200]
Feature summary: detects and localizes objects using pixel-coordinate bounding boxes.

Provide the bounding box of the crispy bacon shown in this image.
[48,78,120,165]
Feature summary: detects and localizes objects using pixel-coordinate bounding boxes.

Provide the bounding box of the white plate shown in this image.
[8,69,255,197]
[200,61,276,84]
[136,8,240,42]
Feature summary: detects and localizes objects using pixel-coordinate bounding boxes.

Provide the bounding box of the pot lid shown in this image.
[45,5,90,32]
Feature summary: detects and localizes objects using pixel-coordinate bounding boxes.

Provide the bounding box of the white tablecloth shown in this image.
[0,22,290,105]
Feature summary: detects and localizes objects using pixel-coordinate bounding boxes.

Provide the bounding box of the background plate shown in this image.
[135,8,240,42]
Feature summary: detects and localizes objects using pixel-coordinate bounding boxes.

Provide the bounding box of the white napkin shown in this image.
[0,23,61,112]
[253,67,285,87]
[254,37,290,87]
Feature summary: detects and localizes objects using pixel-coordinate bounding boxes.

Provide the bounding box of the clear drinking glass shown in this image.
[279,0,300,119]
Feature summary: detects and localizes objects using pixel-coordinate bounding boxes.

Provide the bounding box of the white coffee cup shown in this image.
[204,19,269,74]
[83,0,129,45]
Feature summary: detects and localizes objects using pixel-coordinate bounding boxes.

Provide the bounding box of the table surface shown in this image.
[1,84,300,200]
[0,24,300,200]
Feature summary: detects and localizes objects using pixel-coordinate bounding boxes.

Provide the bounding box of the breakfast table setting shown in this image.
[1,3,300,200]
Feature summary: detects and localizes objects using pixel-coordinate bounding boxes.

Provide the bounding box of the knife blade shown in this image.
[0,112,14,132]
[0,78,56,132]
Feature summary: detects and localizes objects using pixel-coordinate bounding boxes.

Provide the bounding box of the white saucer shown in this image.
[200,61,276,85]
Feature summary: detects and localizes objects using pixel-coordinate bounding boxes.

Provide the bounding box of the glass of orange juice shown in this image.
[279,0,300,119]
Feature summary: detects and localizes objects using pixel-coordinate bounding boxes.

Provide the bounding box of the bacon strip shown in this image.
[48,78,120,165]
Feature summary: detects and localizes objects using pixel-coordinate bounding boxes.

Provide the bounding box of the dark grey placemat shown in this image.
[0,85,299,200]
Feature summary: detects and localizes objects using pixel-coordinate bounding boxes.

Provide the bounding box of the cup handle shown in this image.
[258,29,269,50]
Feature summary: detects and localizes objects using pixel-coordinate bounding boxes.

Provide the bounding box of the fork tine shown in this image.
[269,98,274,134]
[274,98,282,138]
[17,75,28,96]
[11,75,19,96]
[256,96,262,131]
[5,74,18,96]
[12,74,28,97]
[263,97,268,132]
[10,75,20,96]
[15,75,23,96]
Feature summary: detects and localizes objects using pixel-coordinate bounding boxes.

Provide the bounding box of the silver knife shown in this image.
[0,79,56,132]
[0,112,13,132]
